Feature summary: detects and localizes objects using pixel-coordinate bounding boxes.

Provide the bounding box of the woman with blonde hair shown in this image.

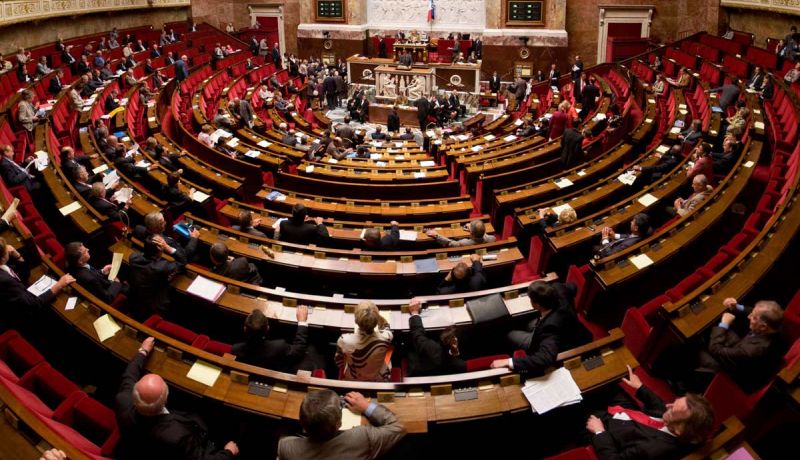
[335,300,393,381]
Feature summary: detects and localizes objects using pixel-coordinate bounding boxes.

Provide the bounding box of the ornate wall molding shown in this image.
[367,0,486,30]
[0,0,190,27]
[721,0,800,16]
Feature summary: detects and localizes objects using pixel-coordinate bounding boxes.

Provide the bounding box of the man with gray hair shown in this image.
[426,219,496,247]
[363,220,400,250]
[115,337,239,459]
[674,174,712,217]
[134,211,199,265]
[278,389,406,459]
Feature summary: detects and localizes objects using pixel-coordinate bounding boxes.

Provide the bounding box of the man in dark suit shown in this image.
[633,144,683,185]
[472,35,483,59]
[271,43,281,68]
[436,254,486,295]
[115,337,239,460]
[65,242,126,304]
[560,128,586,167]
[489,71,501,93]
[0,238,74,326]
[580,77,600,113]
[406,299,466,376]
[596,213,651,258]
[585,366,715,460]
[48,69,64,95]
[0,145,39,193]
[572,55,584,101]
[231,308,317,373]
[175,55,188,81]
[678,119,703,147]
[414,96,430,129]
[706,78,740,112]
[334,117,355,145]
[692,298,787,393]
[363,221,400,250]
[548,63,561,88]
[105,88,120,112]
[323,72,337,109]
[134,211,199,265]
[90,183,127,220]
[209,243,262,285]
[378,37,387,58]
[492,280,592,375]
[126,237,179,320]
[277,204,329,245]
[387,107,400,133]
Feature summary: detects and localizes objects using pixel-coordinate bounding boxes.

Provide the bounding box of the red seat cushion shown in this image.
[0,334,45,380]
[465,354,510,372]
[19,363,82,412]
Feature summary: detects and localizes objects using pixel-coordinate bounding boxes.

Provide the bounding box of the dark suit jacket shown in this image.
[91,196,123,220]
[212,257,262,285]
[703,307,787,392]
[0,263,55,327]
[561,128,584,167]
[175,60,188,81]
[48,76,63,95]
[127,253,178,319]
[105,95,120,112]
[593,385,696,460]
[414,97,430,122]
[597,234,642,258]
[510,306,593,375]
[278,220,329,245]
[0,158,33,188]
[407,314,466,376]
[115,352,234,460]
[231,325,309,373]
[581,83,600,111]
[489,76,501,93]
[70,265,124,304]
[364,224,400,250]
[133,226,198,265]
[437,260,486,294]
[387,111,400,132]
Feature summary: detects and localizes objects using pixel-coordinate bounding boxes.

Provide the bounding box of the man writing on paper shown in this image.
[65,242,127,304]
[426,219,495,247]
[491,280,591,375]
[0,238,75,327]
[583,366,714,460]
[115,337,239,459]
[277,389,406,460]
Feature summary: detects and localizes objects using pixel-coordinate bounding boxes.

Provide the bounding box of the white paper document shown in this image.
[398,230,418,241]
[617,172,637,186]
[420,160,436,167]
[108,252,123,281]
[554,177,573,189]
[186,275,226,302]
[504,135,517,142]
[93,314,121,342]
[637,193,658,207]
[1,198,20,222]
[257,140,271,148]
[521,367,582,414]
[550,203,574,216]
[112,187,133,204]
[192,190,210,202]
[187,360,222,386]
[59,201,82,216]
[65,297,78,311]
[340,407,362,430]
[629,253,654,269]
[656,145,669,154]
[27,275,56,297]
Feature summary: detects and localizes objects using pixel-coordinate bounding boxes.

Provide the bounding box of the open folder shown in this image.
[186,275,226,302]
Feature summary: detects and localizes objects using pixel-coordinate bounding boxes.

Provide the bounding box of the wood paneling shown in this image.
[297,37,367,61]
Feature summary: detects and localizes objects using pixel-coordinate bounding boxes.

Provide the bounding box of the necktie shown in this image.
[608,405,665,430]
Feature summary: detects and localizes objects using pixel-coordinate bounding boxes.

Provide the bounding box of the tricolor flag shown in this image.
[427,0,436,22]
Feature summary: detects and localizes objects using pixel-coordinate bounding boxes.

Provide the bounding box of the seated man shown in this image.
[678,119,703,147]
[133,211,199,265]
[209,243,263,285]
[633,144,683,185]
[89,182,128,220]
[406,298,466,376]
[370,126,387,141]
[673,174,712,217]
[427,219,495,247]
[712,136,740,174]
[127,237,179,320]
[65,242,127,304]
[363,221,399,250]
[115,337,239,459]
[491,280,592,375]
[231,210,266,237]
[596,213,651,258]
[436,254,486,295]
[277,204,329,245]
[584,365,715,460]
[277,389,406,460]
[0,144,39,193]
[692,298,786,393]
[232,308,318,373]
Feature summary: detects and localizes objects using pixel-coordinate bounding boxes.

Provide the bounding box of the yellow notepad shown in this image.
[59,201,82,216]
[186,361,222,387]
[93,314,121,342]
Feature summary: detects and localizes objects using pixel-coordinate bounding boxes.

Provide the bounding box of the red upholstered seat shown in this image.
[204,340,232,356]
[620,308,675,402]
[703,371,770,430]
[465,354,509,372]
[18,363,82,414]
[665,272,707,302]
[53,393,119,456]
[0,330,45,381]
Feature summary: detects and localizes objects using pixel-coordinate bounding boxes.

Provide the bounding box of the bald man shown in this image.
[115,337,239,459]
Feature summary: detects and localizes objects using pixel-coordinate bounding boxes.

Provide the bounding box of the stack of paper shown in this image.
[257,140,271,148]
[192,190,210,202]
[27,275,56,297]
[245,150,260,158]
[554,177,574,189]
[550,202,574,216]
[266,191,286,201]
[617,172,637,186]
[398,230,418,241]
[340,407,362,430]
[521,367,582,414]
[504,135,517,142]
[186,276,226,302]
[112,187,133,204]
[656,145,670,154]
[419,160,436,167]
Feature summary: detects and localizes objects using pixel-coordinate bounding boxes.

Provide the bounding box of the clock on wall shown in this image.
[323,39,333,50]
[519,47,531,59]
